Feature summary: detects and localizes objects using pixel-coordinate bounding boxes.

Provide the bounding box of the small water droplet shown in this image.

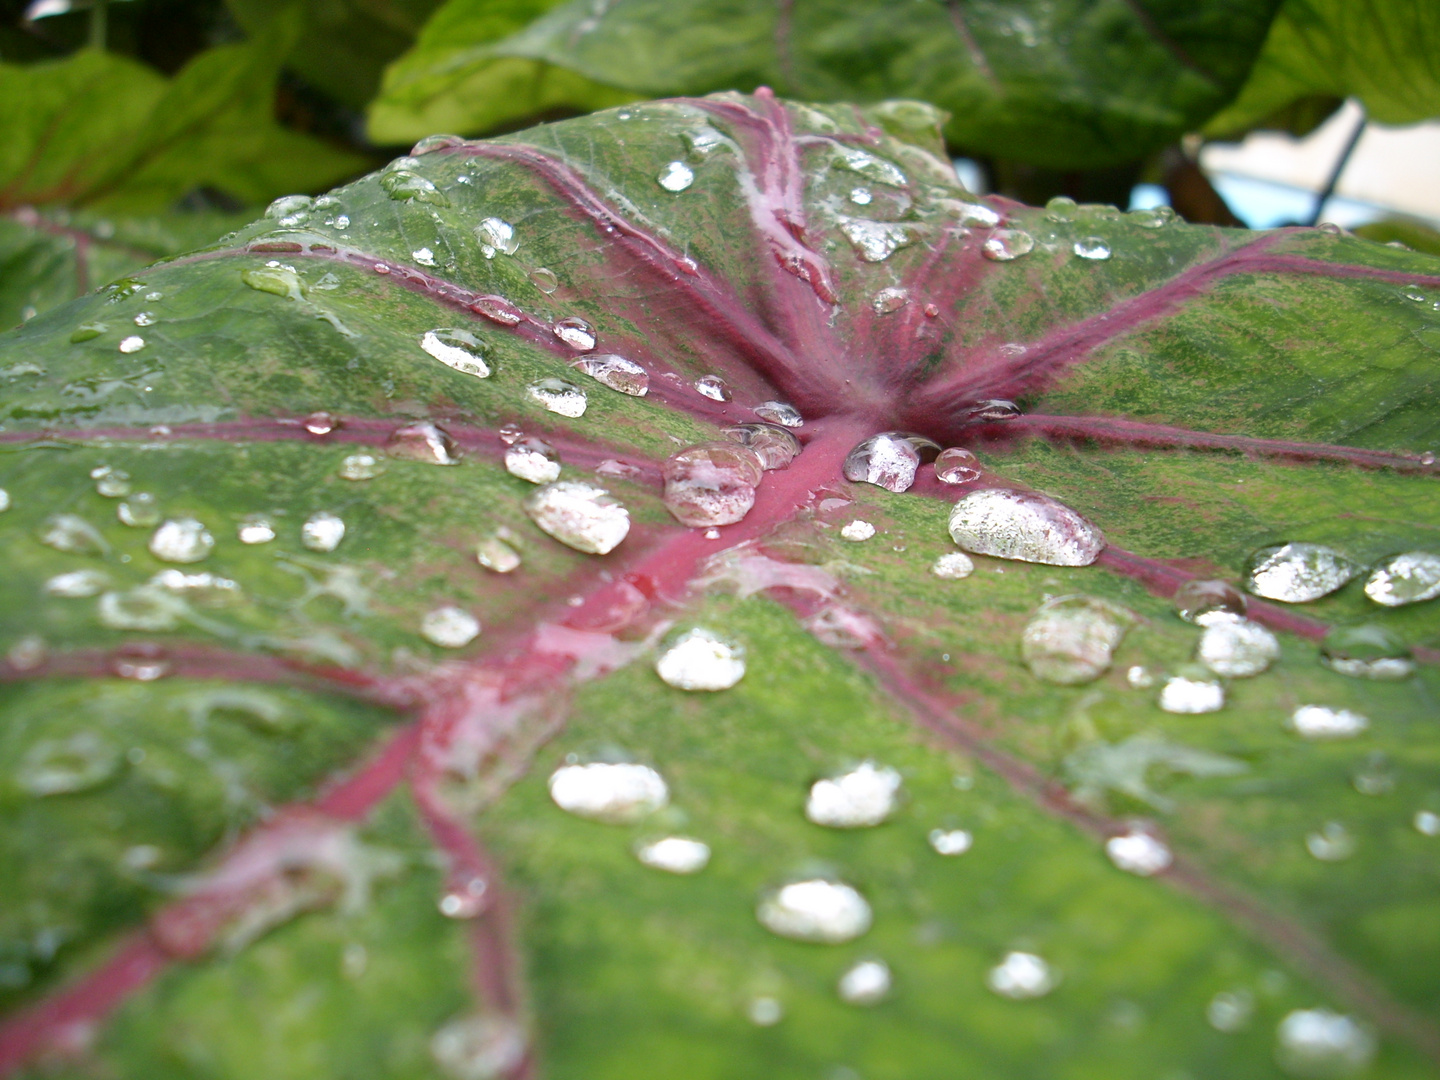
[849,187,872,205]
[1021,595,1132,684]
[1352,752,1395,796]
[843,432,936,493]
[8,635,45,671]
[871,286,909,314]
[1044,196,1076,221]
[523,481,629,554]
[965,399,1021,422]
[421,607,480,648]
[747,997,784,1025]
[91,465,130,498]
[635,836,710,874]
[1073,236,1112,260]
[71,322,107,342]
[930,552,974,579]
[1128,206,1174,229]
[111,641,170,681]
[380,170,450,206]
[838,959,891,1006]
[411,247,437,267]
[149,569,241,607]
[982,229,1035,261]
[1247,543,1357,602]
[693,374,730,401]
[264,194,313,227]
[476,217,517,257]
[438,876,487,919]
[44,569,111,597]
[657,160,695,191]
[505,437,561,484]
[1197,615,1279,677]
[476,534,521,573]
[1172,579,1246,623]
[548,761,668,823]
[411,133,466,155]
[1419,451,1435,465]
[656,627,745,690]
[1105,828,1172,876]
[302,411,336,435]
[571,354,649,396]
[237,515,276,544]
[1207,989,1255,1032]
[17,732,121,796]
[302,512,346,552]
[720,423,800,469]
[1126,664,1155,688]
[430,1014,528,1080]
[39,513,106,555]
[133,311,156,327]
[757,879,871,943]
[529,267,559,294]
[498,422,524,445]
[806,762,901,828]
[117,493,161,528]
[662,443,762,527]
[987,952,1056,999]
[1414,810,1440,836]
[840,520,876,542]
[241,264,303,298]
[1289,705,1368,740]
[1276,1009,1374,1077]
[1319,624,1414,680]
[934,447,982,483]
[1159,669,1225,713]
[841,219,911,262]
[1305,821,1355,861]
[339,452,384,480]
[552,316,596,351]
[527,378,588,417]
[948,489,1105,566]
[752,401,803,427]
[929,828,973,855]
[97,586,184,630]
[148,518,213,563]
[421,329,491,379]
[118,335,145,353]
[1364,551,1440,606]
[387,421,461,465]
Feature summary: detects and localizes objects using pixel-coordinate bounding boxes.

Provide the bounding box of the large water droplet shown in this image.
[45,569,111,597]
[17,732,121,796]
[505,437,561,484]
[387,421,461,465]
[806,762,902,828]
[571,354,649,396]
[987,952,1057,999]
[429,1014,528,1080]
[840,219,911,262]
[39,514,106,555]
[753,401,803,427]
[238,515,276,544]
[264,194,313,227]
[1073,237,1111,260]
[117,493,161,528]
[148,518,214,564]
[694,374,730,401]
[657,161,695,191]
[1158,669,1225,714]
[1289,705,1368,740]
[1021,595,1132,685]
[421,329,491,379]
[931,552,974,579]
[840,520,876,542]
[339,452,384,481]
[982,229,1035,261]
[948,489,1105,566]
[302,512,346,552]
[476,534,521,573]
[635,836,710,874]
[1276,1008,1374,1077]
[380,170,450,206]
[662,443,762,527]
[1173,579,1246,623]
[929,828,973,855]
[552,316,596,351]
[934,447,982,483]
[655,627,745,690]
[1320,624,1414,680]
[1197,615,1280,677]
[1247,543,1357,602]
[421,607,480,648]
[548,761,668,823]
[1364,551,1440,606]
[1305,821,1355,862]
[527,378,587,417]
[838,959,891,1006]
[475,217,517,257]
[1045,196,1076,221]
[721,423,800,469]
[843,432,935,493]
[871,287,909,314]
[757,879,871,943]
[523,481,629,554]
[1105,828,1172,876]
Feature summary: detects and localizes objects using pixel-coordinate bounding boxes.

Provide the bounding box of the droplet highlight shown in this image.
[948,489,1105,566]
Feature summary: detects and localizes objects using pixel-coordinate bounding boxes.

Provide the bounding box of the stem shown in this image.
[1305,108,1366,228]
[88,0,108,51]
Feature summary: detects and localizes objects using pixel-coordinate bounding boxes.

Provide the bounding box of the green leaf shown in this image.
[369,0,1283,169]
[0,95,1438,1079]
[1205,0,1440,138]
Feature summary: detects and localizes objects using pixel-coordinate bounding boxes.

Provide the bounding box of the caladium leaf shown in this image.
[0,93,1438,1080]
[369,0,1283,168]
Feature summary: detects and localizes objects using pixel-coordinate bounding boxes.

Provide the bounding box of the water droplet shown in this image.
[476,534,521,573]
[387,421,461,465]
[1414,810,1440,836]
[662,443,762,527]
[527,378,587,417]
[987,952,1057,999]
[571,354,649,396]
[1126,664,1155,688]
[849,187,872,205]
[1352,752,1395,796]
[843,432,933,493]
[439,876,488,919]
[380,170,450,206]
[505,437,561,484]
[111,641,170,681]
[238,515,276,544]
[1073,237,1111,260]
[930,552,974,580]
[837,148,907,187]
[948,489,1105,566]
[411,134,466,155]
[1289,705,1368,740]
[90,465,130,497]
[692,374,730,402]
[1305,821,1355,861]
[1128,206,1174,229]
[841,219,911,262]
[117,493,161,528]
[148,518,214,563]
[1247,543,1357,603]
[39,513,106,555]
[529,267,559,294]
[430,1014,528,1080]
[339,452,384,480]
[132,311,156,327]
[421,607,480,648]
[117,334,145,353]
[1197,615,1280,677]
[1364,551,1440,606]
[1276,1009,1374,1077]
[150,569,241,607]
[1045,196,1076,221]
[806,762,902,828]
[498,423,524,445]
[934,447,982,483]
[264,194,313,227]
[71,322,107,342]
[871,287,909,314]
[982,229,1035,261]
[17,732,121,796]
[552,316,596,351]
[1173,579,1247,623]
[1021,595,1133,684]
[1105,828,1172,876]
[475,217,517,257]
[302,512,346,552]
[752,401,803,428]
[838,959,891,1005]
[548,761,668,823]
[302,411,337,435]
[720,423,800,469]
[656,627,745,690]
[97,587,184,631]
[657,160,695,191]
[635,836,710,874]
[840,520,876,542]
[929,827,973,855]
[524,481,628,554]
[1159,669,1225,713]
[1320,624,1414,680]
[7,635,45,671]
[45,569,111,597]
[967,399,1022,423]
[747,997,784,1025]
[241,265,303,298]
[757,879,871,943]
[421,329,491,379]
[1207,989,1255,1032]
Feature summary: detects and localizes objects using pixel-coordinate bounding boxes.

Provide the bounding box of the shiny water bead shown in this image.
[117,493,161,528]
[303,411,337,435]
[756,879,872,944]
[1073,236,1112,260]
[237,515,276,544]
[837,148,907,187]
[1197,615,1280,677]
[1320,624,1414,680]
[17,732,121,796]
[548,762,668,823]
[987,952,1057,999]
[1045,195,1077,221]
[982,229,1035,261]
[421,329,491,378]
[571,353,649,396]
[523,481,629,554]
[44,569,111,597]
[720,423,800,469]
[1207,989,1256,1032]
[934,447,982,483]
[1129,206,1175,229]
[91,465,130,497]
[662,443,763,527]
[1289,705,1368,740]
[411,133,466,154]
[1414,811,1440,836]
[117,334,145,353]
[264,193,313,226]
[421,607,481,648]
[97,587,185,631]
[850,187,872,205]
[339,452,384,480]
[951,200,1001,227]
[429,1013,528,1080]
[843,432,933,493]
[1126,664,1155,688]
[497,422,524,445]
[655,628,746,690]
[838,959,892,1006]
[657,160,695,191]
[527,378,588,417]
[747,997,783,1026]
[387,421,461,465]
[1306,822,1355,862]
[133,311,156,326]
[929,828,973,855]
[1247,543,1357,602]
[529,267,559,293]
[476,216,518,257]
[1364,551,1440,606]
[753,401,803,427]
[505,437,561,484]
[693,374,730,401]
[1172,579,1247,623]
[438,875,488,919]
[1276,1009,1375,1077]
[1105,828,1172,876]
[840,520,876,542]
[948,489,1105,566]
[149,569,241,607]
[1159,670,1225,714]
[0,488,8,512]
[635,836,710,874]
[302,512,346,552]
[840,218,911,262]
[871,287,909,314]
[931,552,975,580]
[412,247,437,267]
[806,762,902,828]
[39,513,106,555]
[1021,595,1132,685]
[380,170,449,206]
[965,399,1021,422]
[552,316,596,352]
[476,534,522,573]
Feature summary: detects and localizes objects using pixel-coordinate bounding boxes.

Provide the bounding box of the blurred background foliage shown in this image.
[1,0,1438,330]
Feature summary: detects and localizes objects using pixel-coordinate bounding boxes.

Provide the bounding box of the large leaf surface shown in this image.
[0,94,1438,1079]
